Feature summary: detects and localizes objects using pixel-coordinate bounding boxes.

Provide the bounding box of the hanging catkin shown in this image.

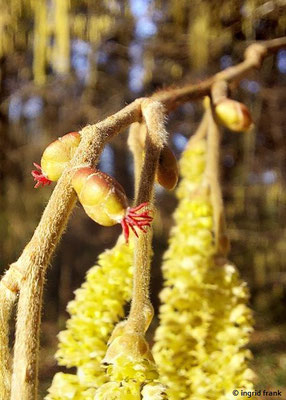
[153,134,254,400]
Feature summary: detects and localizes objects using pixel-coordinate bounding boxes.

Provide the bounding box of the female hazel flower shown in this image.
[71,167,153,243]
[32,132,153,242]
[32,131,179,191]
[32,132,154,242]
[32,131,81,187]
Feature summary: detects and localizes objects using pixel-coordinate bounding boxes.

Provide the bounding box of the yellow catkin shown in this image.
[187,2,210,70]
[93,100,169,400]
[94,381,167,400]
[94,361,166,400]
[0,0,117,83]
[52,0,70,75]
[153,138,254,400]
[46,236,134,399]
[94,357,166,399]
[33,0,48,85]
[94,327,167,399]
[47,233,167,399]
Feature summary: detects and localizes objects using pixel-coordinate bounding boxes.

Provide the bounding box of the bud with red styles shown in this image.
[72,167,153,243]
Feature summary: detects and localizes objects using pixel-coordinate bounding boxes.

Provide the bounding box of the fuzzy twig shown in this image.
[127,122,146,198]
[0,287,16,400]
[205,106,229,256]
[0,37,285,399]
[126,100,167,334]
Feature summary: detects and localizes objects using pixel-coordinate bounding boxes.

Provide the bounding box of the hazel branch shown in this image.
[1,37,284,295]
[211,80,228,105]
[126,100,167,334]
[0,37,285,399]
[153,38,286,110]
[0,289,16,400]
[9,101,143,400]
[205,105,230,256]
[127,122,147,198]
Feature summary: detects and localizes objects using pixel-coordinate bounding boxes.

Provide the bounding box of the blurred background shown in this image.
[0,0,286,396]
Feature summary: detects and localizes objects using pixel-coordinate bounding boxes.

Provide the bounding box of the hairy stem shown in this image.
[126,100,167,334]
[11,269,44,400]
[205,106,229,256]
[127,122,146,198]
[0,286,16,399]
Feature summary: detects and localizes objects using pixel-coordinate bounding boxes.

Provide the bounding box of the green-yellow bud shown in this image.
[214,99,252,132]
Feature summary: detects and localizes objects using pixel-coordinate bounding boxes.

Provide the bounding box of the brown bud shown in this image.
[156,145,179,190]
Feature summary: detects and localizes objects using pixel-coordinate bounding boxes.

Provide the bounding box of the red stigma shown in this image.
[31,163,52,188]
[121,202,153,243]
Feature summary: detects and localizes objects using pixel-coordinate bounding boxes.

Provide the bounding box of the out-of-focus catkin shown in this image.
[153,137,254,400]
[46,237,134,399]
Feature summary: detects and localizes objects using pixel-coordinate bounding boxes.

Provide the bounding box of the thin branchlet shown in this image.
[126,100,167,335]
[204,105,230,256]
[0,287,16,399]
[211,80,228,106]
[127,122,146,198]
